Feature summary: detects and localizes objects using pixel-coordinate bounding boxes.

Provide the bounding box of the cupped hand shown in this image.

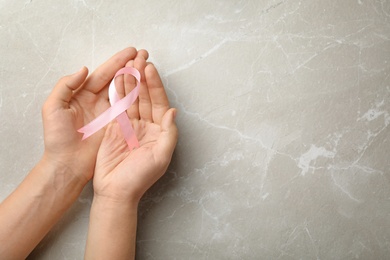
[93,52,178,203]
[41,47,138,183]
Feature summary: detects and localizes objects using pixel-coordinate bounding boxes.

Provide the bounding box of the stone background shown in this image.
[0,0,389,259]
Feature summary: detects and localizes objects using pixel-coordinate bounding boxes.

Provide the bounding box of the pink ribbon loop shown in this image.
[77,67,141,150]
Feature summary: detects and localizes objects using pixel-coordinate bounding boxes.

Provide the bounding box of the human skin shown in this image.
[0,47,139,260]
[84,53,178,260]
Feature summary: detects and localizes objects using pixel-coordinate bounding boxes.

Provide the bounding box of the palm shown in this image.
[43,85,110,183]
[45,91,106,149]
[93,59,177,201]
[94,120,165,199]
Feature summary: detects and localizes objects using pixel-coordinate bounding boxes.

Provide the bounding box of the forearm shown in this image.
[0,157,87,260]
[85,197,138,260]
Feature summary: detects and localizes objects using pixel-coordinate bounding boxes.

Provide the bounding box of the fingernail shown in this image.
[172,109,177,121]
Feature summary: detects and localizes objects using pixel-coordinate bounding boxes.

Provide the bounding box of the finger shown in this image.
[137,56,153,122]
[105,48,143,100]
[114,67,127,100]
[137,49,149,60]
[155,108,178,163]
[112,51,149,119]
[47,67,88,109]
[123,60,139,119]
[145,63,170,124]
[83,47,137,93]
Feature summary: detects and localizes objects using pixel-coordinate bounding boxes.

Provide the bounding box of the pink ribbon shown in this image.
[77,67,140,150]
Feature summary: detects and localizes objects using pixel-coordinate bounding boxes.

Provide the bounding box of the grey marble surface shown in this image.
[1,0,390,259]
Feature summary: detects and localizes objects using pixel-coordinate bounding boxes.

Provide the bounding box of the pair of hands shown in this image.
[41,47,178,203]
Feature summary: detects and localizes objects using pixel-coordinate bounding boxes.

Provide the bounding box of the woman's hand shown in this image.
[85,50,178,260]
[41,47,138,183]
[93,51,178,203]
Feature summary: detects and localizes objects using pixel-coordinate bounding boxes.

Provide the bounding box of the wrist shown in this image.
[0,152,87,259]
[92,193,140,209]
[86,189,139,260]
[41,152,91,186]
[39,154,89,191]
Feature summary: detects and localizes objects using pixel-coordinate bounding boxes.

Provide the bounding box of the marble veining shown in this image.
[1,0,389,259]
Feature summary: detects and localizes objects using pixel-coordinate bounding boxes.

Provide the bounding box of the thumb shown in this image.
[156,108,178,158]
[48,67,89,108]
